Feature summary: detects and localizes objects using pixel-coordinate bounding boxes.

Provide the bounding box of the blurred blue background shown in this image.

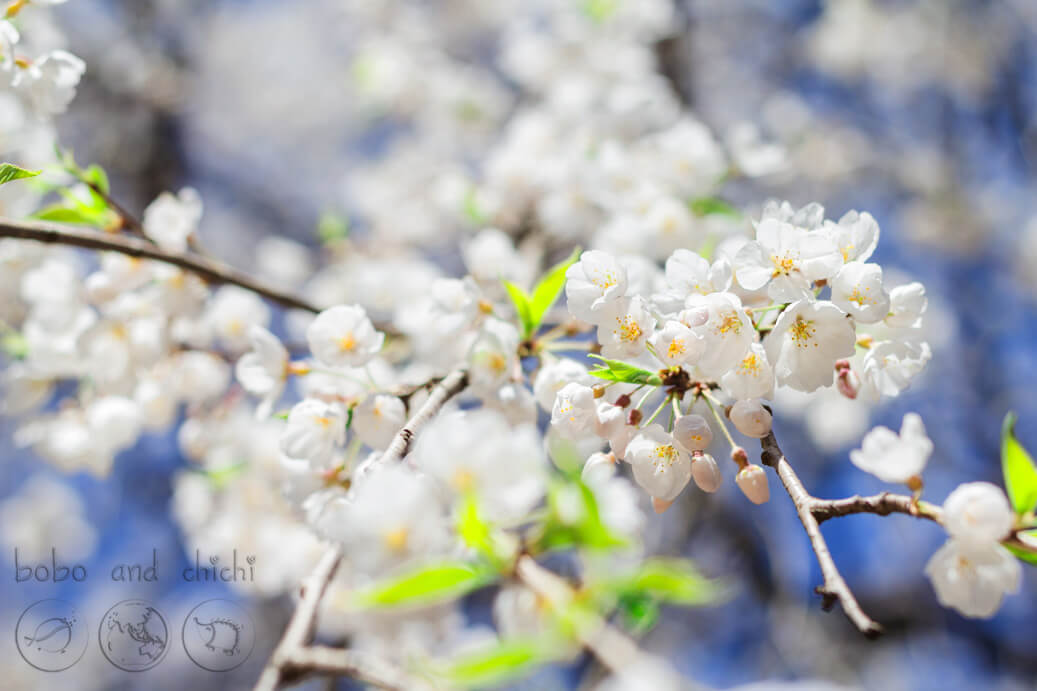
[2,0,1037,689]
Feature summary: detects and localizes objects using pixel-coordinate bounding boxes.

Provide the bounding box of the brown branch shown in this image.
[378,368,469,465]
[255,546,344,691]
[759,430,944,638]
[0,216,321,314]
[255,369,470,690]
[514,555,643,673]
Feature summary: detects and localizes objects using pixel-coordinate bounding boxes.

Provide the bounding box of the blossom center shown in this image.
[338,333,357,351]
[789,317,817,348]
[613,315,642,342]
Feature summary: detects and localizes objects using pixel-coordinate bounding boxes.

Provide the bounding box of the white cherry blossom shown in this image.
[353,394,407,450]
[280,398,348,467]
[597,296,654,359]
[942,482,1015,548]
[307,304,384,368]
[849,413,933,484]
[551,382,598,440]
[831,262,890,323]
[885,282,928,329]
[235,326,288,419]
[142,188,203,252]
[720,343,775,401]
[734,217,842,302]
[765,300,855,392]
[626,423,692,502]
[926,540,1021,618]
[822,210,880,264]
[565,250,628,322]
[729,399,773,438]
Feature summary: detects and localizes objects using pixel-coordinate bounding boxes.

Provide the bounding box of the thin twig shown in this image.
[760,430,884,637]
[255,546,344,691]
[81,179,149,239]
[256,369,471,690]
[0,216,321,314]
[812,492,943,525]
[378,368,469,465]
[514,555,643,672]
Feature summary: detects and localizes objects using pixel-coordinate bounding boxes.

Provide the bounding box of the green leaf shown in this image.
[457,496,519,570]
[1005,531,1037,566]
[587,354,663,386]
[0,163,41,186]
[31,204,109,225]
[349,561,494,609]
[462,187,487,225]
[1,331,28,359]
[537,479,627,553]
[317,212,349,244]
[689,197,740,219]
[619,558,717,605]
[616,592,660,634]
[82,163,110,195]
[502,280,534,339]
[528,247,580,333]
[1002,412,1037,516]
[436,639,548,688]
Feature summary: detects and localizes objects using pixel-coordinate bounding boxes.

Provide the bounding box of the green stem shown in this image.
[642,394,671,428]
[702,392,737,448]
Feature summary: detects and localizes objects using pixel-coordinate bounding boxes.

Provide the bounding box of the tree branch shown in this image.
[378,368,469,465]
[514,555,643,673]
[255,368,470,690]
[255,546,344,691]
[0,216,321,314]
[759,429,943,638]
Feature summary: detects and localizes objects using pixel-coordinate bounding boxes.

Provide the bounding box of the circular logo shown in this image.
[98,599,169,671]
[182,599,255,672]
[16,599,88,672]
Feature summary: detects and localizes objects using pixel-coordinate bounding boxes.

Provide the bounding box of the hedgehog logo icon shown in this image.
[16,599,88,672]
[182,599,255,672]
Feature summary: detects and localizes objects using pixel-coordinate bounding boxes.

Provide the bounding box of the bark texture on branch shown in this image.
[760,430,943,638]
[0,217,321,314]
[378,368,469,465]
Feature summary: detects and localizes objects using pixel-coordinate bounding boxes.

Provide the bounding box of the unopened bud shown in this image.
[581,451,618,484]
[651,496,674,514]
[673,414,713,452]
[592,385,606,399]
[614,394,631,408]
[627,409,643,426]
[729,399,772,438]
[836,367,860,400]
[834,359,851,373]
[691,453,722,493]
[730,446,748,468]
[736,464,770,504]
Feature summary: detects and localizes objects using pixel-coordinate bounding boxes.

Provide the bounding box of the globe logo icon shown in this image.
[98,599,169,671]
[16,599,88,672]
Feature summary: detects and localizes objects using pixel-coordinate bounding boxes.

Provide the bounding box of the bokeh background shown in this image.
[2,0,1037,689]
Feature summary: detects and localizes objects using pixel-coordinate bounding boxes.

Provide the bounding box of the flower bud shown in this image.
[691,453,722,493]
[614,393,631,408]
[581,451,617,485]
[673,414,713,452]
[836,367,860,400]
[652,496,674,514]
[729,399,772,438]
[736,464,770,504]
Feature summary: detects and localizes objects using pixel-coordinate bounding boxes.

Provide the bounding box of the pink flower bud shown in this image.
[736,464,770,504]
[836,368,860,400]
[652,496,674,514]
[691,453,722,493]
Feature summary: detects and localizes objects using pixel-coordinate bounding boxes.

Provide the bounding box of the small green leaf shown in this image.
[617,592,660,634]
[0,163,41,186]
[1,331,28,359]
[1005,532,1037,566]
[317,212,349,244]
[620,558,717,605]
[82,164,110,195]
[528,247,580,333]
[587,354,663,386]
[462,187,487,225]
[349,561,494,609]
[31,204,109,225]
[502,280,534,339]
[436,639,548,688]
[689,197,740,219]
[1002,412,1037,516]
[190,462,248,489]
[537,479,627,553]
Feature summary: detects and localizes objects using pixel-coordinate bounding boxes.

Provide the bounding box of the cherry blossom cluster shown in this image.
[546,200,931,511]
